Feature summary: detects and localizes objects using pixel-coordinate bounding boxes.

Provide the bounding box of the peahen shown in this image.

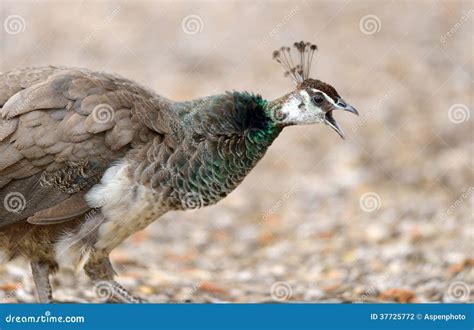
[0,41,358,303]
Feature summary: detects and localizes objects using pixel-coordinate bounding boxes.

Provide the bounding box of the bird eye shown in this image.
[312,94,324,105]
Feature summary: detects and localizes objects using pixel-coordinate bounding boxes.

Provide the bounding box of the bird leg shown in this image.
[99,280,146,304]
[30,261,54,303]
[84,254,147,303]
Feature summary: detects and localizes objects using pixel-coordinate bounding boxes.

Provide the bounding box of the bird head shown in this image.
[270,41,358,139]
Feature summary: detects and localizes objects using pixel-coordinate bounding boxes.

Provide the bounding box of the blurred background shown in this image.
[0,0,472,303]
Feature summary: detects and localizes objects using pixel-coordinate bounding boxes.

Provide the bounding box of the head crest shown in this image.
[272,41,318,84]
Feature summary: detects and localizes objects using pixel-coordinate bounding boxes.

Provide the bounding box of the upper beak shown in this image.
[336,98,359,116]
[324,98,359,139]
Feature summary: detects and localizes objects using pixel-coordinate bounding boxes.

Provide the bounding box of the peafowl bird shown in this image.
[0,41,358,303]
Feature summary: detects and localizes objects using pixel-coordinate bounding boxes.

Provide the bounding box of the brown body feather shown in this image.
[0,66,169,227]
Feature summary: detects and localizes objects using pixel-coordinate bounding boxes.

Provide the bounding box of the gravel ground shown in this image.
[0,1,472,303]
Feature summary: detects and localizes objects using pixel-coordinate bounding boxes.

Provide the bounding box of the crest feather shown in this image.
[272,41,318,83]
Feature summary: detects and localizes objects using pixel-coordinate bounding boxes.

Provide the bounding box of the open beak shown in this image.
[324,98,359,139]
[324,111,345,139]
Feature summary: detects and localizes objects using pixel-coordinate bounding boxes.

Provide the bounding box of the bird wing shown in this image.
[0,67,170,227]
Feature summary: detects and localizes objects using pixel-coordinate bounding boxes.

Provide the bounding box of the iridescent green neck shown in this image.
[164,92,284,209]
[242,98,282,160]
[232,93,281,148]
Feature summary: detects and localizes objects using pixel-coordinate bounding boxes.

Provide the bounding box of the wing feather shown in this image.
[0,67,172,227]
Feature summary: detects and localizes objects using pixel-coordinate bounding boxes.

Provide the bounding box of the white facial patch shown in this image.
[279,95,301,120]
[278,90,325,124]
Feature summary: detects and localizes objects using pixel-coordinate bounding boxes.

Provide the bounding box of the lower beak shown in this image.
[324,111,345,139]
[324,101,359,139]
